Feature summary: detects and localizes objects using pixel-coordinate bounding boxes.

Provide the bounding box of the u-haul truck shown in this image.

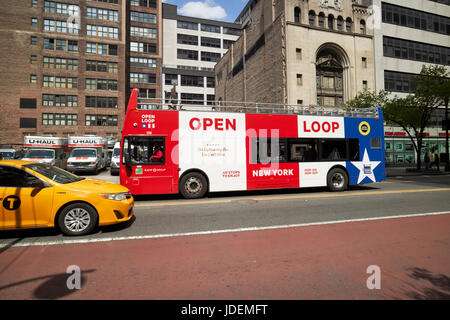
[22,136,69,168]
[67,136,107,174]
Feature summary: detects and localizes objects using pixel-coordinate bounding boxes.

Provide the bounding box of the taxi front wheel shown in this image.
[58,203,98,236]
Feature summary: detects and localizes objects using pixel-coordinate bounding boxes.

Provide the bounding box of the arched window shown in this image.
[328,14,334,30]
[294,7,301,23]
[308,10,315,26]
[346,18,353,32]
[337,16,344,31]
[318,12,325,28]
[360,19,366,34]
[316,49,344,107]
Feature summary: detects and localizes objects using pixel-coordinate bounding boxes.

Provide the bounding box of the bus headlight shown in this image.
[100,192,131,201]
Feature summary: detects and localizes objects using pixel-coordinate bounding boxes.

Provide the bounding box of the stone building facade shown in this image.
[215,0,375,109]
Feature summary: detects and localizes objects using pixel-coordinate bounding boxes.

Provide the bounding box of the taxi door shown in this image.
[0,165,54,229]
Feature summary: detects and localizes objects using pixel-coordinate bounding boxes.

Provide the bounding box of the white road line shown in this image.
[1,211,449,249]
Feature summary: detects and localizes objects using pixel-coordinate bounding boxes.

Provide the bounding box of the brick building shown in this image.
[0,0,162,147]
[215,0,375,108]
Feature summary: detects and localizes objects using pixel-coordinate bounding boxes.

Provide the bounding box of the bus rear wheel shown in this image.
[180,172,208,199]
[327,168,348,192]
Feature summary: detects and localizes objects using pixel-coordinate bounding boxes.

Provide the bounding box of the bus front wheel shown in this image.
[327,168,348,192]
[180,172,208,199]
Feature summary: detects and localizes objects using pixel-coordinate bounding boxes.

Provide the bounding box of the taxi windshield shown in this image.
[24,163,85,184]
[71,149,97,157]
[25,149,54,159]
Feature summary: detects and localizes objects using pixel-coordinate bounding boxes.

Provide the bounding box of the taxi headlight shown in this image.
[100,191,131,201]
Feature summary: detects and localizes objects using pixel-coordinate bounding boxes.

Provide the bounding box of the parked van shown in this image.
[0,146,23,160]
[67,136,107,174]
[22,136,69,168]
[110,142,120,175]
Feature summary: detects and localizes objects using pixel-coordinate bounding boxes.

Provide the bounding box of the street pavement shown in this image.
[0,170,449,300]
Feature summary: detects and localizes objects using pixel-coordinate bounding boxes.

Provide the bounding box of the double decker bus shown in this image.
[120,89,385,199]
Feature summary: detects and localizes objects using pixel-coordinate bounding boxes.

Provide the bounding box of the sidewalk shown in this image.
[386,166,450,177]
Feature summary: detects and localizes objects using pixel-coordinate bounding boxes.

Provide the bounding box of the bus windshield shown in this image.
[71,149,97,157]
[25,149,54,159]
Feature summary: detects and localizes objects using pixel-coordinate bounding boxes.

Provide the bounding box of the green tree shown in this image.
[345,65,449,170]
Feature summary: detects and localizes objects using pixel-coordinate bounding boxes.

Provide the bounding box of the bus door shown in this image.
[122,136,175,194]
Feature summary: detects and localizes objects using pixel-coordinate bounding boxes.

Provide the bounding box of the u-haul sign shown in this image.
[68,136,104,147]
[24,136,66,147]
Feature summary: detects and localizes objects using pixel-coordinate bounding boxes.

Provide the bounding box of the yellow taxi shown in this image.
[0,160,134,236]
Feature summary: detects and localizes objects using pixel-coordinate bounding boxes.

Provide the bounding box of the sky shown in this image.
[162,0,248,23]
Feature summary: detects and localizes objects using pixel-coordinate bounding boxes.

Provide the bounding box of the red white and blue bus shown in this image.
[120,89,386,198]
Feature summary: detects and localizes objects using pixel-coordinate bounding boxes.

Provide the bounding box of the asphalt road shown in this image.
[0,174,449,300]
[0,174,449,246]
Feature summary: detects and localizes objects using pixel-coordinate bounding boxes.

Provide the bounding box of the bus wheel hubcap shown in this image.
[65,208,91,232]
[331,173,345,189]
[186,177,202,194]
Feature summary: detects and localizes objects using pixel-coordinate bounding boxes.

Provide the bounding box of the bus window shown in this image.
[288,139,318,162]
[370,137,381,149]
[251,137,288,164]
[349,138,359,161]
[123,136,165,165]
[320,139,347,161]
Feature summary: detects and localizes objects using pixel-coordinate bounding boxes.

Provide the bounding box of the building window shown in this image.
[382,3,450,36]
[384,70,417,93]
[32,0,38,8]
[131,11,156,24]
[85,96,117,108]
[43,113,77,126]
[346,18,353,32]
[31,18,38,26]
[223,39,234,49]
[20,98,37,109]
[85,114,118,126]
[177,49,198,60]
[318,13,325,28]
[86,7,118,22]
[223,27,239,35]
[360,19,366,34]
[177,21,198,30]
[296,48,302,60]
[131,26,157,39]
[130,41,156,53]
[85,79,118,91]
[337,16,344,31]
[201,37,220,48]
[181,93,204,105]
[362,57,367,68]
[382,36,449,66]
[30,75,37,83]
[201,51,221,62]
[308,10,315,26]
[165,74,177,85]
[363,80,368,90]
[297,74,303,85]
[130,57,156,68]
[31,36,38,45]
[206,77,215,88]
[328,15,334,30]
[30,55,38,64]
[43,94,78,107]
[201,24,220,33]
[294,7,301,23]
[181,75,204,87]
[20,118,37,128]
[130,73,156,84]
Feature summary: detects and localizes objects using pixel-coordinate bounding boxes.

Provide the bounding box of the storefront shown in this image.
[384,126,449,166]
